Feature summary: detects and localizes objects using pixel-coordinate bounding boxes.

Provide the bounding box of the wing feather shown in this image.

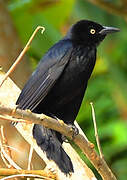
[16,40,72,110]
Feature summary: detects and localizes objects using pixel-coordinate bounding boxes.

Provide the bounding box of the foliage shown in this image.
[6,0,127,179]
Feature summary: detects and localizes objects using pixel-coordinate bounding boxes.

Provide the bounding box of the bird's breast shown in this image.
[61,46,96,83]
[49,46,96,99]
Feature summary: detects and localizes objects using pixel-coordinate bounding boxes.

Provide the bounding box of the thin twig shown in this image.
[0,126,11,168]
[28,146,33,170]
[27,146,33,180]
[0,126,12,161]
[90,102,103,159]
[0,132,21,170]
[0,147,21,170]
[0,149,11,169]
[0,174,52,180]
[1,145,21,153]
[0,26,45,88]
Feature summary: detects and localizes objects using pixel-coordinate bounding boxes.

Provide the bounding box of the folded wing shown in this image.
[16,40,72,111]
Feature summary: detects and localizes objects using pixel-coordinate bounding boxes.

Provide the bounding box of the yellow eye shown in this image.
[90,29,96,34]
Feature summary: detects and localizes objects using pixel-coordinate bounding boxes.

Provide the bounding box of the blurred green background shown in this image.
[1,0,127,179]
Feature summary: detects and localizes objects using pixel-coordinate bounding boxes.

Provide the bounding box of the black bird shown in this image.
[16,20,119,174]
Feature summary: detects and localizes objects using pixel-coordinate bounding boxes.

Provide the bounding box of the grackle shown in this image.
[16,20,120,174]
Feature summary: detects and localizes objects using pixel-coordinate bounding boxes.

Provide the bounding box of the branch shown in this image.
[86,0,127,19]
[0,168,56,180]
[0,105,117,180]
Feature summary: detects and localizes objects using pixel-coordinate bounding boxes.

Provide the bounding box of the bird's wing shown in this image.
[16,40,73,111]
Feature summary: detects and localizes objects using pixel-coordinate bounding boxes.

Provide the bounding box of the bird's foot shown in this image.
[68,124,79,139]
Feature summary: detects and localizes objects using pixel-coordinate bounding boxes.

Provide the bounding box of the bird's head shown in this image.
[68,20,120,46]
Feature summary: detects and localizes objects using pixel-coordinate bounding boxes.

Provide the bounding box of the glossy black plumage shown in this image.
[16,20,119,174]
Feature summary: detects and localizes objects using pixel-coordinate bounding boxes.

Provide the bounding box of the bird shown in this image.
[16,20,119,175]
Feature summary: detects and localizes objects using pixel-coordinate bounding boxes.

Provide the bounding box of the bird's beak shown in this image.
[99,26,120,35]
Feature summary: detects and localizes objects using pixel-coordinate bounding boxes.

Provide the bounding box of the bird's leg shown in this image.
[48,114,79,141]
[51,115,69,143]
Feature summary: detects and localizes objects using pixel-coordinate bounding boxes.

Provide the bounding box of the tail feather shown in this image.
[33,124,74,174]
